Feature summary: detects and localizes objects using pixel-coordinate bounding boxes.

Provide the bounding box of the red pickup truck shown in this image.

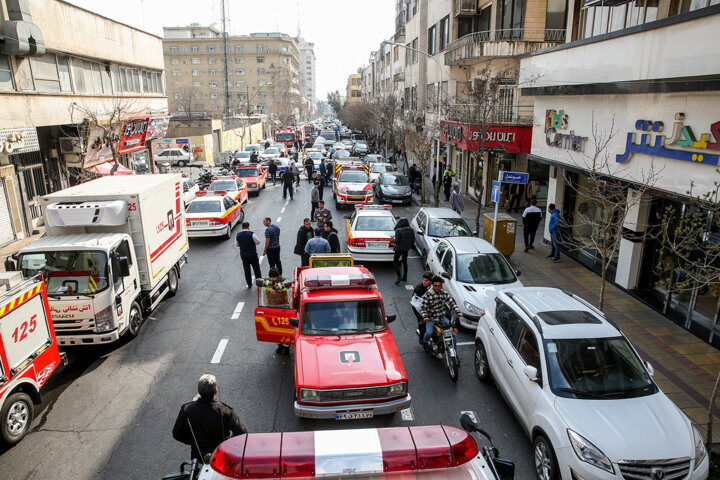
[254,262,410,420]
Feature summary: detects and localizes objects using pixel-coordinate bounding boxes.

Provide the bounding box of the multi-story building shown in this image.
[0,0,168,246]
[346,72,362,104]
[163,25,300,118]
[520,2,720,334]
[297,37,316,115]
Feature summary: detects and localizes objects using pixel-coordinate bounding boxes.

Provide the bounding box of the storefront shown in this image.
[439,121,533,205]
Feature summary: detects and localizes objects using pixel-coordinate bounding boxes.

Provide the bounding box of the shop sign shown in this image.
[544,110,588,152]
[616,113,720,166]
[440,121,532,153]
[84,125,118,168]
[146,117,169,140]
[117,118,149,155]
[0,127,39,154]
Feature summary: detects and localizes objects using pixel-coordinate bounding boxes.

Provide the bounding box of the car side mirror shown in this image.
[441,271,450,279]
[117,256,131,277]
[644,361,654,377]
[386,314,396,324]
[523,365,539,382]
[515,270,521,277]
[343,214,350,219]
[289,317,299,328]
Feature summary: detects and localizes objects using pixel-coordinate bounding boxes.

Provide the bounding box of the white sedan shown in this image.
[426,236,522,329]
[345,205,397,262]
[186,193,244,239]
[369,163,400,185]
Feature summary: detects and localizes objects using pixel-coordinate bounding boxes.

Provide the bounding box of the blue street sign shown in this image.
[501,171,529,184]
[491,181,501,203]
[176,138,189,144]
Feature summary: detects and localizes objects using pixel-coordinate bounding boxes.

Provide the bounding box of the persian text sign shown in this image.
[440,121,532,153]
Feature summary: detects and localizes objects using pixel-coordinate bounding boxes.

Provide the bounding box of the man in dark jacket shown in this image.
[172,374,247,460]
[264,140,270,150]
[411,271,433,323]
[392,217,415,284]
[304,157,314,183]
[521,198,543,252]
[323,221,341,253]
[235,222,261,289]
[294,218,314,267]
[268,160,278,185]
[508,183,526,213]
[281,168,294,199]
[318,159,327,197]
[250,151,259,164]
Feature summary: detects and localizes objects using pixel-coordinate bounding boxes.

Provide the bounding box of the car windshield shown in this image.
[545,337,657,399]
[428,218,472,237]
[265,148,279,154]
[187,201,222,213]
[309,153,323,160]
[245,146,259,151]
[356,143,367,149]
[234,152,251,158]
[372,165,391,173]
[355,215,396,231]
[276,133,295,142]
[339,172,368,183]
[301,300,386,335]
[336,150,350,157]
[209,181,236,191]
[381,174,408,186]
[236,168,258,177]
[20,251,109,295]
[456,253,516,284]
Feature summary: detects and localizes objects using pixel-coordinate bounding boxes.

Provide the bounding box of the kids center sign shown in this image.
[440,121,532,153]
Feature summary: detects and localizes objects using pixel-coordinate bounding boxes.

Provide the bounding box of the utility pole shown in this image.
[221,0,231,118]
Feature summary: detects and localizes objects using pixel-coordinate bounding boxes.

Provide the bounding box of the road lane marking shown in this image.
[400,407,414,421]
[457,342,474,346]
[404,285,413,290]
[276,216,282,223]
[231,302,245,320]
[211,339,229,364]
[281,207,286,213]
[284,199,289,206]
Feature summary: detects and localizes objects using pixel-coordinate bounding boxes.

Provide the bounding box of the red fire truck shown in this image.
[0,275,65,445]
[254,255,410,419]
[274,128,297,147]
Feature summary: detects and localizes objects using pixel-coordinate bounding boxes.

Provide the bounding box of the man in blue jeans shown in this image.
[263,217,282,275]
[547,203,562,263]
[420,276,462,356]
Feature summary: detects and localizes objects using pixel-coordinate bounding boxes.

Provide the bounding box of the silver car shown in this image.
[410,207,474,266]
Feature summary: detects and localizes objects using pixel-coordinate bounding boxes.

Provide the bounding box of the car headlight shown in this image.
[568,430,614,474]
[339,188,348,194]
[300,389,319,401]
[463,301,485,316]
[389,382,407,395]
[94,306,114,332]
[693,427,707,468]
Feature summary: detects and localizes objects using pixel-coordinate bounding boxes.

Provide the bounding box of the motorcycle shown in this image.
[162,459,201,480]
[460,413,515,480]
[416,316,460,382]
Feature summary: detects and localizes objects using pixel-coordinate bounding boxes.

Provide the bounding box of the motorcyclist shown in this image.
[420,275,462,356]
[411,271,433,324]
[408,164,421,193]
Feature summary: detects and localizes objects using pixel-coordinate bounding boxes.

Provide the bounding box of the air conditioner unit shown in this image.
[63,153,83,167]
[59,137,83,154]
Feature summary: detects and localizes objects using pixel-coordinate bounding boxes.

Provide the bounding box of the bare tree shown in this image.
[339,103,376,134]
[372,95,403,160]
[267,67,302,125]
[400,108,441,206]
[653,172,720,338]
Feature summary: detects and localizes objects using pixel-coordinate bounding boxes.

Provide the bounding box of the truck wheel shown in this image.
[1,392,34,445]
[167,267,179,298]
[126,302,143,338]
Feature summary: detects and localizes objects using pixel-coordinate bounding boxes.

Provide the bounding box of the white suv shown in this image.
[473,287,709,480]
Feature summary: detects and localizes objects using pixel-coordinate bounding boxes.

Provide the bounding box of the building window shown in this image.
[182,59,190,65]
[169,46,178,53]
[235,57,244,63]
[27,54,72,92]
[170,58,179,65]
[191,58,200,64]
[0,55,14,90]
[501,0,525,39]
[428,25,437,55]
[192,69,200,76]
[282,45,288,52]
[207,46,216,53]
[209,58,217,64]
[236,80,245,87]
[256,44,265,52]
[258,92,266,98]
[209,69,218,76]
[256,56,265,63]
[174,93,182,99]
[172,70,181,76]
[237,92,245,99]
[191,46,199,53]
[258,80,265,86]
[283,58,288,64]
[234,45,243,53]
[257,68,265,75]
[411,38,418,63]
[211,93,218,99]
[209,81,218,87]
[439,16,450,51]
[236,69,244,75]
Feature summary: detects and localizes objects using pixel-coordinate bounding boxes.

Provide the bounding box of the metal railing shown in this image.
[446,103,534,125]
[395,12,406,31]
[445,28,567,52]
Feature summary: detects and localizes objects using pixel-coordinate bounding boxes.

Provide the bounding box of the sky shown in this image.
[67,0,394,101]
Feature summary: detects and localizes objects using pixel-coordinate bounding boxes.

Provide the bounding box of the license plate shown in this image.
[391,199,404,204]
[336,412,374,420]
[191,220,209,226]
[350,196,364,200]
[366,241,389,248]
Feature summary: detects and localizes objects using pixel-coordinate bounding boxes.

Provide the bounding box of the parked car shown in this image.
[474,287,709,480]
[154,148,194,167]
[369,162,399,185]
[244,144,264,154]
[345,205,397,262]
[261,147,281,160]
[410,207,474,266]
[375,173,412,205]
[335,149,351,158]
[181,177,199,206]
[426,237,522,329]
[353,142,369,156]
[233,151,252,163]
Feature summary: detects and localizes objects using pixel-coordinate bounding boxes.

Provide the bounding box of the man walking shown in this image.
[281,166,294,200]
[521,199,543,253]
[310,181,320,220]
[294,218,314,267]
[392,217,414,284]
[268,160,278,185]
[323,221,341,253]
[305,156,314,183]
[263,216,283,275]
[305,234,330,255]
[508,183,526,213]
[547,203,562,263]
[235,222,261,289]
[314,200,332,236]
[318,159,327,199]
[449,183,464,214]
[172,374,247,461]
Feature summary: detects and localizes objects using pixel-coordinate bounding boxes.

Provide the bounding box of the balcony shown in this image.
[446,103,534,126]
[455,0,477,16]
[444,29,567,65]
[393,61,404,82]
[395,12,406,43]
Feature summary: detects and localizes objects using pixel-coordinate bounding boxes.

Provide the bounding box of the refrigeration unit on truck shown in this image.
[0,274,65,445]
[13,175,189,346]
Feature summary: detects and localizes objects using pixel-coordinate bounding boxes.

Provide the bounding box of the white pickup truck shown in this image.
[13,175,189,346]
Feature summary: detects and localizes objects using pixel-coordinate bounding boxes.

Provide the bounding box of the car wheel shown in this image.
[225,225,232,240]
[167,267,179,298]
[421,249,428,266]
[474,342,490,381]
[239,210,245,224]
[125,302,143,338]
[533,435,559,480]
[178,160,187,167]
[0,392,33,445]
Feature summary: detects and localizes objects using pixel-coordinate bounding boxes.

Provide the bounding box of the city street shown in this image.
[0,178,533,480]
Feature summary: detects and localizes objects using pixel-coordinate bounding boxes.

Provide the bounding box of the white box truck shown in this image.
[13,175,189,346]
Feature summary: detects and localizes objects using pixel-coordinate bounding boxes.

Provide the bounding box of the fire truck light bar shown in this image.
[210,425,479,479]
[212,175,238,180]
[303,274,375,288]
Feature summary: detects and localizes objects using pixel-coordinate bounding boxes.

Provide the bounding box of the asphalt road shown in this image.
[0,174,534,480]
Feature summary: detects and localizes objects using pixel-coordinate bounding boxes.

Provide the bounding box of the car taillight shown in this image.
[349,238,366,247]
[209,219,222,226]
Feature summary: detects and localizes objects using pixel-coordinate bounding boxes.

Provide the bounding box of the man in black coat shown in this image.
[323,221,341,253]
[235,222,261,289]
[392,217,415,284]
[304,157,314,183]
[172,374,247,461]
[281,168,294,199]
[521,198,543,252]
[268,160,278,185]
[294,218,314,266]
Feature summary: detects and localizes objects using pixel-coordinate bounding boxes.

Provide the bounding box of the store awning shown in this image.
[85,161,135,175]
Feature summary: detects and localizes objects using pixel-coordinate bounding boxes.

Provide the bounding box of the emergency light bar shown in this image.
[354,205,392,210]
[212,175,238,180]
[210,425,479,479]
[303,273,375,289]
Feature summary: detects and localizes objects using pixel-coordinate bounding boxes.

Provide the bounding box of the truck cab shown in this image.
[254,262,410,420]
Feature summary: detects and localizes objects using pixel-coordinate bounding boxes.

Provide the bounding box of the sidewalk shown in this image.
[0,227,44,272]
[428,190,720,444]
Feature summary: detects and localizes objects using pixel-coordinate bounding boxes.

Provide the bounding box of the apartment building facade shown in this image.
[163,25,300,118]
[0,0,168,245]
[346,72,362,104]
[297,37,316,114]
